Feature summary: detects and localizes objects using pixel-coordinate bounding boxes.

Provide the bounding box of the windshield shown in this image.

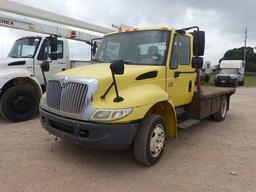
[219,68,238,74]
[8,37,41,58]
[94,30,170,65]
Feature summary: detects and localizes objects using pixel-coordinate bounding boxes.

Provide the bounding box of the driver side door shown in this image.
[35,39,65,85]
[167,33,195,107]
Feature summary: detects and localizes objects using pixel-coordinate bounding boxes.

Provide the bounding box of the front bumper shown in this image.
[40,108,139,150]
[215,78,237,86]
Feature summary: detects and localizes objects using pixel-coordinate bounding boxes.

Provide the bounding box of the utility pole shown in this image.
[243,27,248,62]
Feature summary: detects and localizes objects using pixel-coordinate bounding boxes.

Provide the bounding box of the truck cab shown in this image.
[40,27,235,166]
[2,36,70,85]
[0,35,85,122]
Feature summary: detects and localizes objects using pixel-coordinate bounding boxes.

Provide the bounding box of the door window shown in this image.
[38,40,64,60]
[56,41,64,59]
[38,40,49,60]
[170,35,191,69]
[170,35,179,69]
[180,36,190,65]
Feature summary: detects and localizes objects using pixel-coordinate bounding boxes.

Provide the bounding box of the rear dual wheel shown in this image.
[133,115,167,166]
[211,96,228,122]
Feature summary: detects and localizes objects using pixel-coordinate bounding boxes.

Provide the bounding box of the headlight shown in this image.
[40,94,46,107]
[90,108,133,121]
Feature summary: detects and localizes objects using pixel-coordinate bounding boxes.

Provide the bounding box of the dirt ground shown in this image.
[0,87,256,192]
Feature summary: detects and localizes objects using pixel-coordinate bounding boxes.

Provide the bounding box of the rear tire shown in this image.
[133,115,166,166]
[0,85,39,122]
[211,96,228,122]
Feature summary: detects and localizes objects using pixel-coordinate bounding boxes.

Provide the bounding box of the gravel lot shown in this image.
[0,87,256,192]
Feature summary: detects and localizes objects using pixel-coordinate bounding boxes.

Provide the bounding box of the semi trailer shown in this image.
[40,26,236,166]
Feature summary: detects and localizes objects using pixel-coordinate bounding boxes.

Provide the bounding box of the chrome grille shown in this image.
[46,80,62,110]
[46,80,88,114]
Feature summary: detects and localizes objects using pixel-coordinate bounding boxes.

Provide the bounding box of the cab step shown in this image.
[177,119,200,129]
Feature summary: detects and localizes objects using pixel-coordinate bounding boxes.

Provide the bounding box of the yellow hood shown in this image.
[56,63,164,88]
[55,63,166,108]
[57,63,162,80]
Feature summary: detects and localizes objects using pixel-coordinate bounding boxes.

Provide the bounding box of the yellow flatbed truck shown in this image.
[39,26,236,166]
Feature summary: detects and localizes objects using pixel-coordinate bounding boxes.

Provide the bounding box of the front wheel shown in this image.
[239,79,244,86]
[0,85,39,122]
[133,115,166,166]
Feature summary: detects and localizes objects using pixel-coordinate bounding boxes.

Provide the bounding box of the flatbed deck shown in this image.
[198,86,236,100]
[186,86,236,120]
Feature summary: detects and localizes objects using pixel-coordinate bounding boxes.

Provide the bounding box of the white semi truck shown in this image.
[0,0,113,122]
[215,60,245,87]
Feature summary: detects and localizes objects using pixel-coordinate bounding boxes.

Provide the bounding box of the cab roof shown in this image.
[107,26,174,36]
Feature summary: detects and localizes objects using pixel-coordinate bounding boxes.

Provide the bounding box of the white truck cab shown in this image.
[4,36,71,84]
[215,60,245,87]
[0,0,113,122]
[0,35,88,122]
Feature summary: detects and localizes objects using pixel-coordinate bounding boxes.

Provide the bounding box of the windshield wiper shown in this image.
[91,59,105,63]
[123,60,136,64]
[91,59,136,64]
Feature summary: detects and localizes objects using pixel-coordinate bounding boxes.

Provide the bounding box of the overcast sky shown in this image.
[0,0,255,64]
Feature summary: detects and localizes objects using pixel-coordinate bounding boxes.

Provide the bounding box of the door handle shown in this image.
[188,80,192,92]
[174,71,180,78]
[174,71,195,78]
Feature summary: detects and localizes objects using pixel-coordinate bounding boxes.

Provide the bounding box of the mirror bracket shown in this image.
[101,60,125,102]
[40,61,50,86]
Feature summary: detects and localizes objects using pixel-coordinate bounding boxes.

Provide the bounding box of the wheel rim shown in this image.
[150,124,165,158]
[221,99,227,118]
[11,95,31,113]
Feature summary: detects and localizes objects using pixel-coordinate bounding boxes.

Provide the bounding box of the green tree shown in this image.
[219,47,256,72]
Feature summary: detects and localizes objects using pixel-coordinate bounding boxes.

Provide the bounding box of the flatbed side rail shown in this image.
[186,86,236,120]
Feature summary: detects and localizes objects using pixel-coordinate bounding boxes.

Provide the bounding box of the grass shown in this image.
[244,75,256,86]
[204,74,256,87]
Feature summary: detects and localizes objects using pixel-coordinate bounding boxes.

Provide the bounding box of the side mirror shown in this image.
[49,36,58,53]
[41,61,50,72]
[91,42,97,56]
[91,38,102,58]
[192,57,204,69]
[193,31,205,56]
[110,60,125,75]
[49,52,58,60]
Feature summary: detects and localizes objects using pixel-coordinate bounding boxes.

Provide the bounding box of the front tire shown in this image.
[0,85,39,122]
[239,79,244,86]
[133,115,166,166]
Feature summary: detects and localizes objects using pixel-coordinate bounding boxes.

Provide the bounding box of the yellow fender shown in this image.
[105,84,177,138]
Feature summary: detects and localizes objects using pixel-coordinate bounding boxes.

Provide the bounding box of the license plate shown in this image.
[221,80,225,83]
